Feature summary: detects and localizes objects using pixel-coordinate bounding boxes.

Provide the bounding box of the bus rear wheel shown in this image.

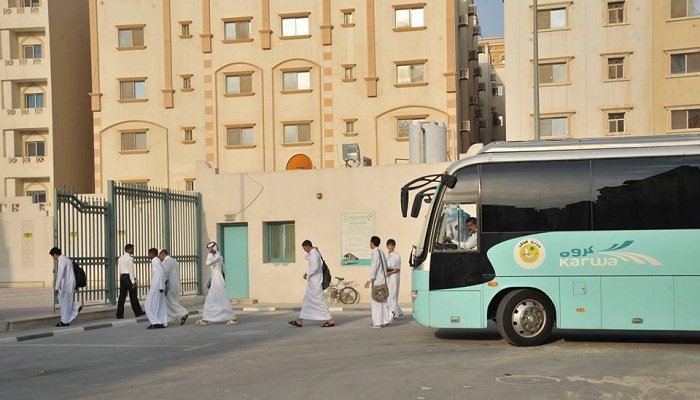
[496,289,554,347]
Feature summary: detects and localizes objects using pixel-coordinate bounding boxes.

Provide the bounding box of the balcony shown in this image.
[1,3,47,29]
[1,155,51,177]
[1,57,49,80]
[1,107,50,129]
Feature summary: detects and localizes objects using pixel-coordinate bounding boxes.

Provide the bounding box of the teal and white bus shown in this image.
[401,135,700,346]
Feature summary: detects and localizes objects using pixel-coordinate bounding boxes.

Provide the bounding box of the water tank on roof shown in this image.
[409,120,448,164]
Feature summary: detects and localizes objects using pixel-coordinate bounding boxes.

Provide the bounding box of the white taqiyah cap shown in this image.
[206,241,217,249]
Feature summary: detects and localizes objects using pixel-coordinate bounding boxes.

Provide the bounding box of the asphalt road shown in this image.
[1,311,700,400]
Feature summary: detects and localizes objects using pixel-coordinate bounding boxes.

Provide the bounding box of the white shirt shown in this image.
[465,231,478,251]
[117,253,136,284]
[386,251,401,270]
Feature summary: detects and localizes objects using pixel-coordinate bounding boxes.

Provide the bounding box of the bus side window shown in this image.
[438,203,478,251]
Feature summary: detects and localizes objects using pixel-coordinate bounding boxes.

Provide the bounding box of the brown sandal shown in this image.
[288,320,302,327]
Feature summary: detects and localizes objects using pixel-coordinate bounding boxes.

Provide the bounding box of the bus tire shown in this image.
[496,289,554,347]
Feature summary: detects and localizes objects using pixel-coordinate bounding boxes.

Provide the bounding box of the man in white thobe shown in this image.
[364,236,392,328]
[386,239,404,319]
[464,217,478,251]
[159,249,189,325]
[50,247,81,327]
[289,240,334,328]
[196,242,238,325]
[144,248,167,329]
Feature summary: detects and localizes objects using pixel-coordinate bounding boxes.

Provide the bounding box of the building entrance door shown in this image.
[221,224,249,299]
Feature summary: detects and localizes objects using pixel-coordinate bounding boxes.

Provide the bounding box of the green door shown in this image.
[221,224,249,299]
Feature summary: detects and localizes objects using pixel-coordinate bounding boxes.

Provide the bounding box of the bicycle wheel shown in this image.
[328,288,339,303]
[339,287,359,304]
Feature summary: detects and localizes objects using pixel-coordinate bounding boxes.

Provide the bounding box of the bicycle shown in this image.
[326,276,359,304]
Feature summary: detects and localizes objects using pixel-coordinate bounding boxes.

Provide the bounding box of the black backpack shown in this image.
[72,260,87,289]
[320,252,332,290]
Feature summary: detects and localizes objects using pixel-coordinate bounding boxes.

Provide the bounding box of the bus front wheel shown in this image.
[496,289,554,346]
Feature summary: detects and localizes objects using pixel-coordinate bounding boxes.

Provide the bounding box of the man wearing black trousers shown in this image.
[116,244,145,319]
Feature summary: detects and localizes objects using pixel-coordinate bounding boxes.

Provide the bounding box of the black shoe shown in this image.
[180,314,189,325]
[78,306,83,314]
[55,322,70,327]
[147,324,155,329]
[147,324,165,330]
[116,316,124,320]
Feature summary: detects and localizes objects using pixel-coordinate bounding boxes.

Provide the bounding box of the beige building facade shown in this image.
[89,0,480,193]
[505,0,699,141]
[0,0,94,201]
[478,37,506,143]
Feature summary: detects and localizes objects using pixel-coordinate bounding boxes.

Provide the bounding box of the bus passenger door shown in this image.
[559,277,601,329]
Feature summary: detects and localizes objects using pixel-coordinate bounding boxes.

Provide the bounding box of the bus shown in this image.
[400,135,700,346]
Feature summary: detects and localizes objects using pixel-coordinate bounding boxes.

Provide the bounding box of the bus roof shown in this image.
[446,134,700,175]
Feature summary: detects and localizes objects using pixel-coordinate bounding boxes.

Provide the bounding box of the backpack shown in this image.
[320,253,332,290]
[72,260,87,289]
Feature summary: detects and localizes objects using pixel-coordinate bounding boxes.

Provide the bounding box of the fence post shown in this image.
[163,188,172,253]
[106,180,117,305]
[196,192,203,295]
[53,189,59,312]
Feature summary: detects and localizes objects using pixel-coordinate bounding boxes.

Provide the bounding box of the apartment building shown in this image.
[478,37,506,143]
[0,0,94,201]
[89,0,482,192]
[505,0,700,141]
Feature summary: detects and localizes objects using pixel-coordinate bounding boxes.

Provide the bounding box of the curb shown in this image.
[232,306,413,313]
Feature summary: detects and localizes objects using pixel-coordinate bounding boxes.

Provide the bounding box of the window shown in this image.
[283,123,311,143]
[397,118,425,138]
[224,19,252,41]
[282,70,311,91]
[670,51,700,75]
[539,116,569,138]
[608,112,625,134]
[264,221,295,263]
[671,0,700,18]
[180,22,191,38]
[183,128,193,142]
[122,181,148,189]
[394,5,425,29]
[225,73,253,95]
[23,44,42,59]
[341,9,355,26]
[539,62,567,84]
[344,119,356,134]
[607,57,625,80]
[281,15,310,37]
[120,131,147,151]
[481,161,592,233]
[671,108,700,130]
[27,190,46,204]
[493,114,504,127]
[607,1,625,24]
[226,126,255,146]
[537,8,567,30]
[185,179,194,191]
[182,75,192,90]
[25,140,45,157]
[343,65,356,81]
[117,27,144,49]
[592,156,700,230]
[22,0,41,6]
[24,92,44,108]
[492,85,504,96]
[119,79,146,100]
[396,62,426,85]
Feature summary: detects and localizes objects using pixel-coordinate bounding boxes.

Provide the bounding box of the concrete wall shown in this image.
[197,161,449,303]
[0,197,53,287]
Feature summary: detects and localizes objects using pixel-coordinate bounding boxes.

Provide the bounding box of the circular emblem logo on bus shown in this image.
[514,238,546,270]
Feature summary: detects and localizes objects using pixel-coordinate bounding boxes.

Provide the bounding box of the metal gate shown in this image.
[54,181,202,305]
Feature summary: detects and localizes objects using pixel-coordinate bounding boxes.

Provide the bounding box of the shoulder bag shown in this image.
[371,252,390,302]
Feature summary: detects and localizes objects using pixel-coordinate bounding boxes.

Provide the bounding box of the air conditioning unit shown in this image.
[22,157,31,163]
[458,68,470,80]
[478,82,486,92]
[473,67,482,77]
[362,156,372,167]
[458,14,469,27]
[9,157,18,163]
[469,95,479,105]
[474,108,483,118]
[37,156,45,163]
[468,4,477,15]
[468,50,478,61]
[478,118,487,129]
[477,45,485,54]
[490,73,497,82]
[460,120,471,131]
[473,26,482,36]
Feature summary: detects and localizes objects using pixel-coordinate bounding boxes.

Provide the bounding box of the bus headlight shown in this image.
[411,290,418,301]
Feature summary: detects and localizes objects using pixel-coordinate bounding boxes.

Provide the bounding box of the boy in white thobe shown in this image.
[50,247,81,327]
[160,249,189,325]
[145,248,167,329]
[365,236,392,328]
[196,242,238,325]
[386,239,404,319]
[289,240,334,327]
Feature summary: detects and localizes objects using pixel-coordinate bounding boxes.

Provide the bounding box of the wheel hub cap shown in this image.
[512,299,546,338]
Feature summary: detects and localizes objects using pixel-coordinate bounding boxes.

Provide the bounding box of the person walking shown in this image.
[116,244,144,319]
[144,248,167,329]
[50,247,82,327]
[288,240,335,328]
[386,239,404,320]
[159,249,189,325]
[364,236,392,328]
[196,242,238,326]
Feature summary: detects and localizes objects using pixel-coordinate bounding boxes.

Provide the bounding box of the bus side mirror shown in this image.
[441,174,457,189]
[401,189,409,217]
[411,193,424,218]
